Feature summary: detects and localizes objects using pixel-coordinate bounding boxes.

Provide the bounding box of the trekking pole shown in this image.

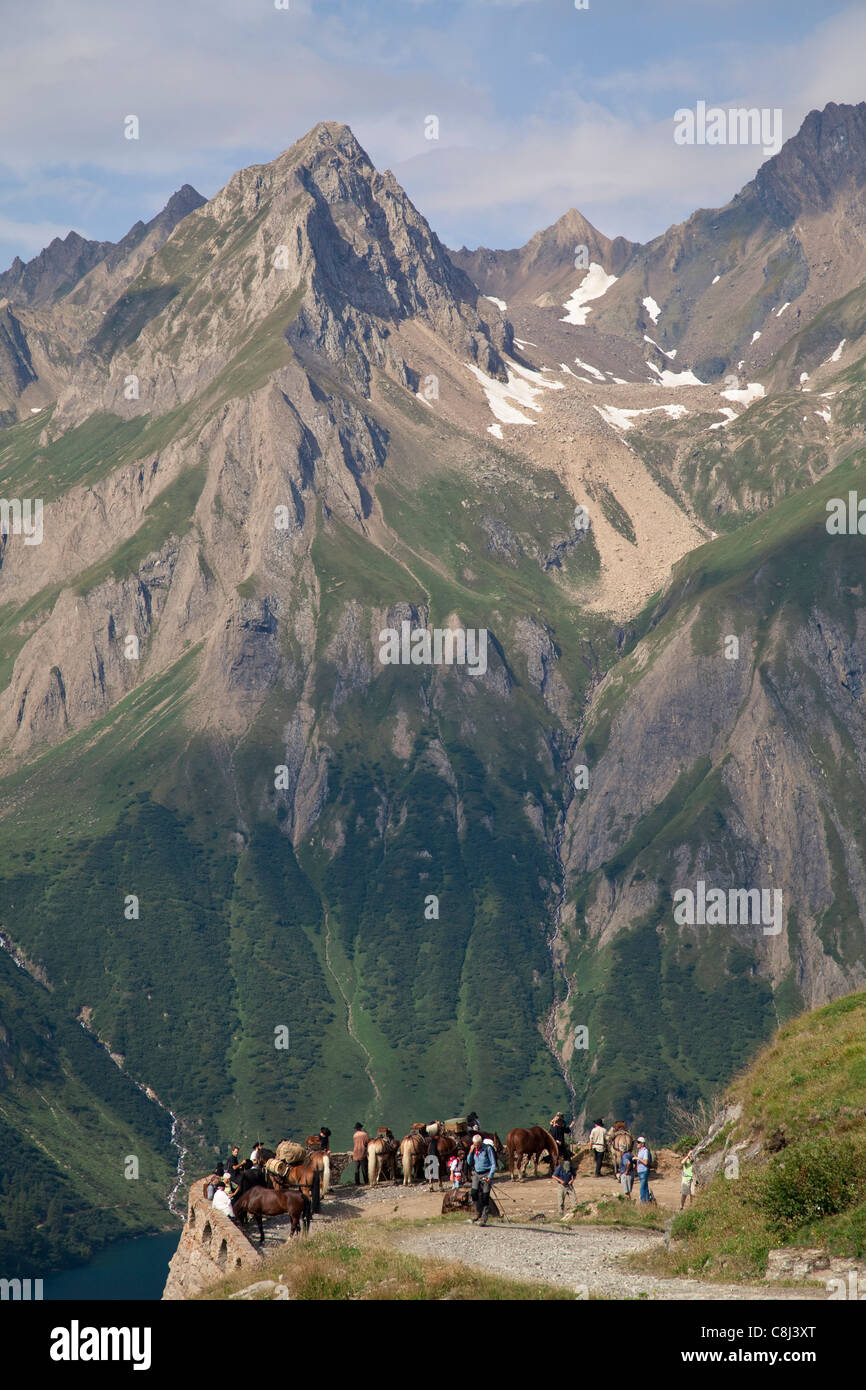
[490,1179,516,1224]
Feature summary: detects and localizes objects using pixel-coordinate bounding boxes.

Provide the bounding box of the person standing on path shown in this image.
[448,1151,463,1190]
[352,1122,369,1185]
[618,1146,635,1200]
[680,1151,696,1209]
[468,1132,497,1225]
[424,1131,441,1191]
[636,1136,652,1203]
[553,1158,577,1217]
[589,1118,606,1177]
[550,1113,572,1159]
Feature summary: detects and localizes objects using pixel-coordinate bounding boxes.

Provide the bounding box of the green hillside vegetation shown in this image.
[566,449,866,1134]
[0,951,178,1278]
[641,991,866,1281]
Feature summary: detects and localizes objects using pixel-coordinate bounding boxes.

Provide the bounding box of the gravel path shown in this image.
[398,1224,825,1300]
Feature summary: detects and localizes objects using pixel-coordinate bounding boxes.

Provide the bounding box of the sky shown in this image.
[0,0,864,270]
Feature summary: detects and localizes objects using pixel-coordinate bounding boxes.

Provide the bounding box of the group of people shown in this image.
[204,1129,333,1212]
[204,1114,698,1227]
[552,1124,655,1214]
[351,1111,497,1225]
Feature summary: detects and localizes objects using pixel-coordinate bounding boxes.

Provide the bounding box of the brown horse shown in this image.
[506,1126,559,1181]
[233,1186,311,1243]
[269,1160,323,1213]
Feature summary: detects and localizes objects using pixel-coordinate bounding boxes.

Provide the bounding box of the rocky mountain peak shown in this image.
[751,100,866,222]
[0,229,110,307]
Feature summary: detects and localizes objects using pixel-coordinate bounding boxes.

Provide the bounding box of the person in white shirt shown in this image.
[589,1118,606,1177]
[212,1182,235,1220]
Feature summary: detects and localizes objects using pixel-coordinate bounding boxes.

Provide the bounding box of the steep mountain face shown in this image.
[1,107,866,1276]
[0,123,591,1228]
[0,943,177,1277]
[452,103,866,392]
[0,184,206,422]
[0,230,112,308]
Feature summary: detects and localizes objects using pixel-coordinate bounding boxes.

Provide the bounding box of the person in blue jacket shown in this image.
[468,1132,497,1226]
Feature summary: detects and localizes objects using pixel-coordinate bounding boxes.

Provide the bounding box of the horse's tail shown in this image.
[302,1192,312,1233]
[310,1165,321,1215]
[542,1129,559,1170]
[369,1143,379,1185]
[321,1152,330,1195]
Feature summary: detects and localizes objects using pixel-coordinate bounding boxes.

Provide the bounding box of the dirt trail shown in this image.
[320,1171,825,1301]
[397,1223,823,1300]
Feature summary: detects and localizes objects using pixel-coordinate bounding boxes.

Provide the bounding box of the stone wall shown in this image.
[162,1184,263,1300]
[162,1155,356,1299]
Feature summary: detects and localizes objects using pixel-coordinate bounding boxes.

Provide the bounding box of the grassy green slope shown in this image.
[0,950,177,1279]
[652,990,866,1280]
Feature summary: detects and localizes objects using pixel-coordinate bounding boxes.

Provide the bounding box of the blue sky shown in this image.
[0,0,863,269]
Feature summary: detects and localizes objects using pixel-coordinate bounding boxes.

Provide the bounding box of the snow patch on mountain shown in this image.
[466,357,562,428]
[720,382,765,406]
[646,361,705,388]
[709,407,739,430]
[574,356,606,381]
[595,403,688,432]
[560,263,618,325]
[644,334,677,360]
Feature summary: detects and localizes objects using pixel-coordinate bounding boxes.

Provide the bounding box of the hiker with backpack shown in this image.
[636,1136,652,1203]
[468,1132,497,1226]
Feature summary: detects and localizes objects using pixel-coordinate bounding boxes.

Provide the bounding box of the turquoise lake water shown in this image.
[42,1230,181,1301]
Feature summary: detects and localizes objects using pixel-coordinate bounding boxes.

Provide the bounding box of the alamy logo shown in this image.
[378,621,487,676]
[0,497,42,545]
[0,1277,43,1299]
[673,102,783,158]
[673,880,783,935]
[826,1271,866,1299]
[50,1321,152,1371]
[826,492,866,534]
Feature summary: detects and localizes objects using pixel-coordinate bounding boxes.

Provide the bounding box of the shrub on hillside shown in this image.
[758,1139,866,1237]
